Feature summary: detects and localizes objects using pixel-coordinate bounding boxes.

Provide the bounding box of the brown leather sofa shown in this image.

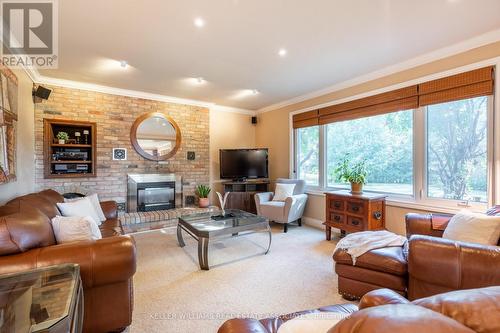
[218,286,500,333]
[334,212,500,300]
[0,189,136,333]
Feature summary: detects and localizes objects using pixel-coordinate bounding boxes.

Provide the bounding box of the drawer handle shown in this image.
[334,202,341,208]
[334,215,341,222]
[351,219,360,226]
[351,205,360,212]
[373,211,382,220]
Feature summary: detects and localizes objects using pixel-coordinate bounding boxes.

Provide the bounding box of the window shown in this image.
[426,96,488,203]
[293,96,493,208]
[296,126,319,186]
[326,110,413,195]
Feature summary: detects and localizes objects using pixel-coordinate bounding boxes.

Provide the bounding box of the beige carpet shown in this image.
[128,225,346,333]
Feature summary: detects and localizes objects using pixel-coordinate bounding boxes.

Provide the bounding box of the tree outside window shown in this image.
[427,96,488,202]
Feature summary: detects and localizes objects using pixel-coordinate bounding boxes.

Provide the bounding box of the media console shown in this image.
[223,180,269,214]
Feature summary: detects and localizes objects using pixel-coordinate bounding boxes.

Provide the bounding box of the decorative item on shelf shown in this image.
[216,191,230,215]
[334,154,367,194]
[113,148,127,161]
[196,184,211,208]
[74,131,81,144]
[56,132,69,145]
[83,130,89,144]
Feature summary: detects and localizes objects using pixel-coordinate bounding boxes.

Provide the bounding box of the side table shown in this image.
[0,264,83,333]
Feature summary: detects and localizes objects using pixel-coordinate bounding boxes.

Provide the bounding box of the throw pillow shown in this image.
[277,312,346,333]
[57,197,102,226]
[443,210,500,246]
[64,193,106,222]
[273,183,296,202]
[51,216,102,244]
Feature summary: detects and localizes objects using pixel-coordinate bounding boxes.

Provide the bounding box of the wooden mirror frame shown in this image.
[130,112,182,161]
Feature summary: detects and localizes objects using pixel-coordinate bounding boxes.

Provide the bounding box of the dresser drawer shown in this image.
[347,216,364,230]
[329,199,345,211]
[329,212,345,225]
[347,201,364,215]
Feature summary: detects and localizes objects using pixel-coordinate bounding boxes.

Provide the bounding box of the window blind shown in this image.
[292,66,495,128]
[418,66,494,106]
[292,109,319,129]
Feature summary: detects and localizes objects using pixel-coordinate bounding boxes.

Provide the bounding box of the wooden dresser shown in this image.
[323,190,387,240]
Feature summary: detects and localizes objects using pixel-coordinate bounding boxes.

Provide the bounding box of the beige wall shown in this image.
[209,109,256,203]
[0,68,35,204]
[256,41,500,235]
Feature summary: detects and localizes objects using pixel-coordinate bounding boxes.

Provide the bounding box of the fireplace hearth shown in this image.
[127,173,182,212]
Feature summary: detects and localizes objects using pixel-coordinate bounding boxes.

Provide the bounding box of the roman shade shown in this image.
[418,66,494,106]
[292,66,495,128]
[292,109,319,129]
[318,86,418,124]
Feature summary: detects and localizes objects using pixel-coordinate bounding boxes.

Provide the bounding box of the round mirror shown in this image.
[130,112,181,161]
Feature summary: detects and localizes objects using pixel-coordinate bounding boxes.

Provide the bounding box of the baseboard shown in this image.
[302,216,343,239]
[302,217,324,230]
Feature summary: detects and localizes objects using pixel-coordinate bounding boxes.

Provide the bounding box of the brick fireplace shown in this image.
[34,86,210,208]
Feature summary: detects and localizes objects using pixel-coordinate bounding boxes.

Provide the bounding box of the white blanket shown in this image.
[334,230,407,265]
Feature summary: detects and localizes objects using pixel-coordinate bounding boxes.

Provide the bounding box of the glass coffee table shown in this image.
[177,209,272,270]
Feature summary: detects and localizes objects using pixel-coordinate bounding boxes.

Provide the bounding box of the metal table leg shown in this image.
[264,225,272,254]
[198,237,210,270]
[177,225,185,247]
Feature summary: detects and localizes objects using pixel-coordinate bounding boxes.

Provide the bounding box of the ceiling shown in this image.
[39,0,500,110]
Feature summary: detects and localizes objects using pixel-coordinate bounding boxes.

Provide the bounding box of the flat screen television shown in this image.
[220,149,268,180]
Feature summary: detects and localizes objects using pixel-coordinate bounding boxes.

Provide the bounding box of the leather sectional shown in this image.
[0,189,136,333]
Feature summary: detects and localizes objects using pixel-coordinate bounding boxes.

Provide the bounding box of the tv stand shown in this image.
[223,180,270,214]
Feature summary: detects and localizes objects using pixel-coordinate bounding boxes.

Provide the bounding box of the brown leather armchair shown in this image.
[406,213,500,300]
[333,212,500,300]
[0,190,136,333]
[218,287,500,333]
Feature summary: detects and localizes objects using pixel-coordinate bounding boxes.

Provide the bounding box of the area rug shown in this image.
[128,225,346,333]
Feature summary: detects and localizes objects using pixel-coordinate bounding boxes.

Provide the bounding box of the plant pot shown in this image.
[58,139,65,144]
[199,197,209,208]
[350,182,363,194]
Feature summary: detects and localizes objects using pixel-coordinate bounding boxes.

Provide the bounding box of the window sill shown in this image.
[304,189,486,214]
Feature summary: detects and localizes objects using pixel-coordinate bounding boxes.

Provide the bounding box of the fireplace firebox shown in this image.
[127,174,182,212]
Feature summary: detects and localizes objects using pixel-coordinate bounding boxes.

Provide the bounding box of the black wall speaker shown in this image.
[251,116,257,124]
[32,85,52,101]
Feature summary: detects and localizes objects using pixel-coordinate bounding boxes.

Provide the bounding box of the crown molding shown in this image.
[257,28,500,114]
[30,73,258,114]
[33,74,216,108]
[210,105,256,116]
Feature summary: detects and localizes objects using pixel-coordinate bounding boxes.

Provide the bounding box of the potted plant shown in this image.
[57,132,69,145]
[196,184,211,208]
[334,155,367,194]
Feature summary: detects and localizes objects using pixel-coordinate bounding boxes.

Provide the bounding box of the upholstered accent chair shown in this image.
[255,178,308,232]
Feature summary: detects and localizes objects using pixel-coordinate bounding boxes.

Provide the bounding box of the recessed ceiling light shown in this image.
[232,89,260,100]
[278,48,287,57]
[120,60,128,68]
[194,17,205,28]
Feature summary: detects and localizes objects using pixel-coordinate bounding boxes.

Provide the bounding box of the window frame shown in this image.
[291,95,495,211]
[294,125,322,189]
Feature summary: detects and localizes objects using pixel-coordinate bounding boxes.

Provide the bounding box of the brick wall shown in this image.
[34,85,210,207]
